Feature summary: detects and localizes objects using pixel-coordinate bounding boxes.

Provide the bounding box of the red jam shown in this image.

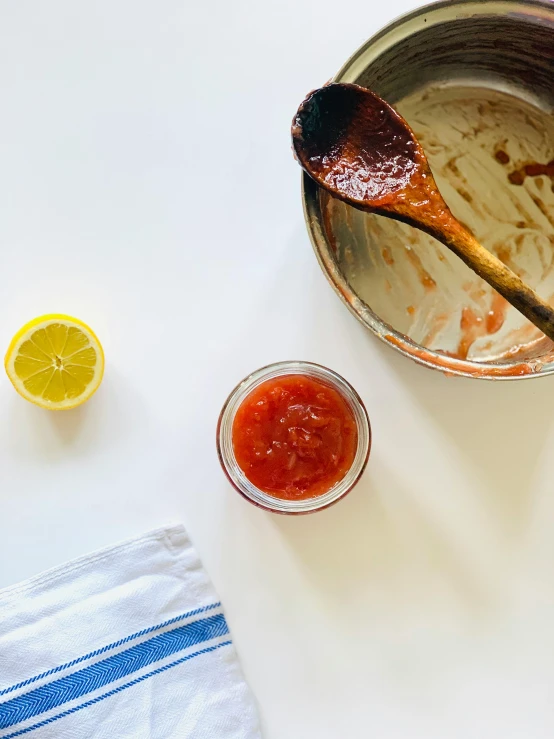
[232,374,358,500]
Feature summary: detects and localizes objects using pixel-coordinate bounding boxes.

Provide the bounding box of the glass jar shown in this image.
[217,361,371,514]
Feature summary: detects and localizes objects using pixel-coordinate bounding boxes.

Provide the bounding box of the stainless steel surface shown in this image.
[303,0,554,379]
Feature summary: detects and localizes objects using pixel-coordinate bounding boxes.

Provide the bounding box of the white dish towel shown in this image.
[0,525,262,739]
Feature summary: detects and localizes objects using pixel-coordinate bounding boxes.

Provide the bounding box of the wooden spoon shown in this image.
[292,82,554,343]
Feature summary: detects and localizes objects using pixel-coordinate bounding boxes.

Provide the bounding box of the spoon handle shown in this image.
[413,208,554,343]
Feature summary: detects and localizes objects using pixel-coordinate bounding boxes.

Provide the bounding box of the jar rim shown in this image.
[216,361,371,514]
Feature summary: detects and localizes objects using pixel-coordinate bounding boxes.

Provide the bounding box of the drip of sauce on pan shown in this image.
[404,245,436,291]
[495,149,554,188]
[456,293,508,359]
[384,333,534,376]
[382,247,394,265]
[495,149,511,165]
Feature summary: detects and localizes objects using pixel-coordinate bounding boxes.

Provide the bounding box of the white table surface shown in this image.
[1,1,554,737]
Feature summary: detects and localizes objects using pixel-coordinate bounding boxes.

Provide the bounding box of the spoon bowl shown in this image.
[292,84,422,208]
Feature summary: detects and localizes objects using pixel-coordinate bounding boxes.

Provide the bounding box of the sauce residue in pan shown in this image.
[321,85,554,373]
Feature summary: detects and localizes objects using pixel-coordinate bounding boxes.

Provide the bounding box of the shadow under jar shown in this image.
[303,0,554,379]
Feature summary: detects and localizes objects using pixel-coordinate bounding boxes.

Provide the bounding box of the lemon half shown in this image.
[5,315,104,410]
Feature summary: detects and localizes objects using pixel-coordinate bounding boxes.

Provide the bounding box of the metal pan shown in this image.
[303,0,554,379]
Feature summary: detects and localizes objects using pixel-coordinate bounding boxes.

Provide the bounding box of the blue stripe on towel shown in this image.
[0,613,229,731]
[1,641,232,739]
[0,602,221,697]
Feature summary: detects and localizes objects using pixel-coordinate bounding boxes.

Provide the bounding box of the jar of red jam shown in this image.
[217,361,371,514]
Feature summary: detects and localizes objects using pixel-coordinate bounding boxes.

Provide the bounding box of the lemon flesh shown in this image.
[5,315,104,410]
